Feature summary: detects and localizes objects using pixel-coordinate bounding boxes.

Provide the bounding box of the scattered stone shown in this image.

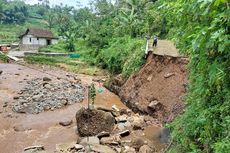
[0,70,3,75]
[90,144,116,153]
[79,137,100,146]
[56,142,75,152]
[76,108,115,136]
[59,120,73,126]
[74,144,84,151]
[6,113,13,118]
[3,102,8,107]
[118,130,130,137]
[131,138,145,150]
[43,77,52,81]
[13,96,19,100]
[13,78,85,114]
[139,145,153,153]
[15,73,20,76]
[100,135,121,145]
[112,105,120,112]
[13,125,31,132]
[121,140,132,146]
[111,111,120,117]
[164,73,175,78]
[123,146,136,153]
[24,145,44,151]
[133,122,143,130]
[115,147,122,153]
[148,100,161,111]
[147,75,153,81]
[116,115,128,123]
[97,131,110,139]
[117,123,126,131]
[120,109,132,116]
[124,121,132,128]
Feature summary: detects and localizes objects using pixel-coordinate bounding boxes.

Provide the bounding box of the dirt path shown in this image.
[148,40,181,57]
[0,63,127,153]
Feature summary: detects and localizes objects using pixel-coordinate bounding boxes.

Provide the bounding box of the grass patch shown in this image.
[39,41,68,53]
[0,53,8,62]
[25,55,107,76]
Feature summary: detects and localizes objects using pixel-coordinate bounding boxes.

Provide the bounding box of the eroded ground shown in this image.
[0,63,127,153]
[0,63,165,153]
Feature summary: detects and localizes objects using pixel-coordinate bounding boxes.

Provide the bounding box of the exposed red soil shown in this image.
[109,52,188,122]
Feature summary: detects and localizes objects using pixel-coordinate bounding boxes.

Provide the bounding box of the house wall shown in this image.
[22,35,47,46]
[20,34,58,51]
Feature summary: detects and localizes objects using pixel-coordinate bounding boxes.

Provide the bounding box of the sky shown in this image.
[24,0,90,7]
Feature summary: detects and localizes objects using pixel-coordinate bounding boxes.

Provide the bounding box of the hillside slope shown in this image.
[108,41,188,122]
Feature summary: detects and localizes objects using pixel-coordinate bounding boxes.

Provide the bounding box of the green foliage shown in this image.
[96,36,145,77]
[0,0,29,24]
[25,55,74,65]
[39,41,67,52]
[25,55,106,76]
[0,53,8,62]
[156,0,230,152]
[90,83,96,106]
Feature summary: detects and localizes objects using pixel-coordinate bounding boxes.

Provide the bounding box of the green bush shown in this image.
[157,0,230,152]
[96,36,145,77]
[0,54,8,62]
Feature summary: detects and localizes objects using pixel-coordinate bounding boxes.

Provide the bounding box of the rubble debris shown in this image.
[24,145,44,152]
[90,144,116,153]
[12,78,85,114]
[97,131,110,139]
[79,136,100,145]
[118,130,130,137]
[43,77,52,81]
[164,73,175,78]
[139,145,153,153]
[59,120,73,127]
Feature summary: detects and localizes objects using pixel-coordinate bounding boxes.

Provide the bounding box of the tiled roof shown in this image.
[19,28,58,39]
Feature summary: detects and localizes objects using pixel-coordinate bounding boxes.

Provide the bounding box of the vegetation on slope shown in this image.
[156,0,230,152]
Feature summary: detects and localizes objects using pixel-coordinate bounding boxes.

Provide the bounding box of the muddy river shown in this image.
[0,64,165,153]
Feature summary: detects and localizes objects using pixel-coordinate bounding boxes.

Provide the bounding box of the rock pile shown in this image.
[73,106,162,153]
[13,77,85,114]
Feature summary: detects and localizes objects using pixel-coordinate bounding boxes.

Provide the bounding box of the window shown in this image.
[29,38,32,42]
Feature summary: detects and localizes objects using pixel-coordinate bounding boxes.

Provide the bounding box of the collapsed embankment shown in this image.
[107,52,188,123]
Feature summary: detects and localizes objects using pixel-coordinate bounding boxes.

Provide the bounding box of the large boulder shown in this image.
[76,108,115,136]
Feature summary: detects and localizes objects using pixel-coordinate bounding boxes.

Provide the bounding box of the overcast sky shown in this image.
[24,0,90,7]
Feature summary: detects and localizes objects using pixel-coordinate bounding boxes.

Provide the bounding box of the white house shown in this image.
[19,28,58,50]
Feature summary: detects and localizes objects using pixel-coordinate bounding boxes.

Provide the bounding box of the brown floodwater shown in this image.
[0,63,128,153]
[0,63,165,153]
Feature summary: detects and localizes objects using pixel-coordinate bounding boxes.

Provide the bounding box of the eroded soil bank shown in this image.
[107,53,188,123]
